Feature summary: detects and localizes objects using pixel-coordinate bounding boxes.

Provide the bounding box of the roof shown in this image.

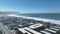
[50,27,59,31]
[24,27,41,34]
[40,30,52,34]
[29,23,43,29]
[44,28,57,33]
[18,28,31,34]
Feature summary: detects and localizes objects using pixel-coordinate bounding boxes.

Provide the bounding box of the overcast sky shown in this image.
[0,0,60,13]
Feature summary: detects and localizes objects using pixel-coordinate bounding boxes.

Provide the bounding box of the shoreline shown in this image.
[7,14,60,25]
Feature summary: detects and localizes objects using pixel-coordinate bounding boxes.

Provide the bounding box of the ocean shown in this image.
[17,13,60,20]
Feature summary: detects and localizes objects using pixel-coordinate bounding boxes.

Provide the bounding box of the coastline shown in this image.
[7,14,60,25]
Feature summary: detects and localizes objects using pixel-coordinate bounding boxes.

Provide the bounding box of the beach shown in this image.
[7,14,60,25]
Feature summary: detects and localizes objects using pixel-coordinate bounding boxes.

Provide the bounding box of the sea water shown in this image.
[17,13,60,20]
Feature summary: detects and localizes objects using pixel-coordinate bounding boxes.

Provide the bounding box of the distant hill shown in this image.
[0,11,20,14]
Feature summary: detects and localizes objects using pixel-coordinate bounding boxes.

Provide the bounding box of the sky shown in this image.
[0,0,60,13]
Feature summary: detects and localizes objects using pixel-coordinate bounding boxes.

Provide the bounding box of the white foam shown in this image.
[7,14,60,25]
